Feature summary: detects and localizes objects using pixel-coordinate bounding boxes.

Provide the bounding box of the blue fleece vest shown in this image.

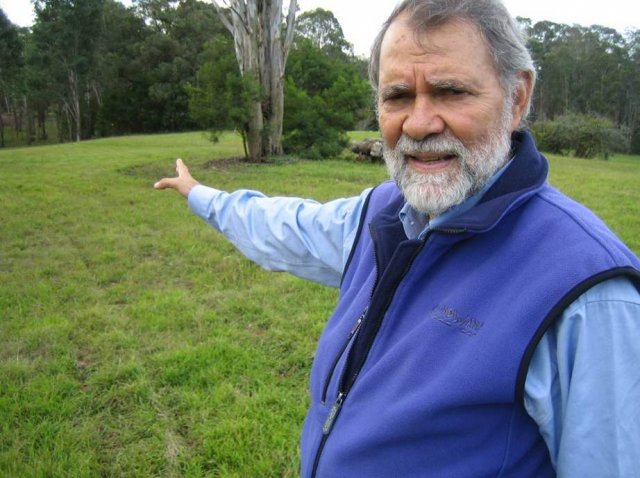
[300,131,640,478]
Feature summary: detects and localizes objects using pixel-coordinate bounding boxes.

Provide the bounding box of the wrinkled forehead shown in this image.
[380,13,488,63]
[378,14,499,88]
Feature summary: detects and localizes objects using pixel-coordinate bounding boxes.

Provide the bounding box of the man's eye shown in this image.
[384,93,411,103]
[443,88,468,96]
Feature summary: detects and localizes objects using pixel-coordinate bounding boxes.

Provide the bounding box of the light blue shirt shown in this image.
[188,181,640,477]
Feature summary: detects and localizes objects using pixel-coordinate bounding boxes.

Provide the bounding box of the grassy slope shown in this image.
[0,132,638,476]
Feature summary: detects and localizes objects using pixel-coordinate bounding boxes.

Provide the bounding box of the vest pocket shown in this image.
[320,308,366,404]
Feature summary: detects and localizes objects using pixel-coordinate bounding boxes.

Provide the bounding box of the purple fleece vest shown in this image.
[300,131,640,478]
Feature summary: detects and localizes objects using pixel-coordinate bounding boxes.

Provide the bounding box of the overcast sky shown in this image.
[2,0,638,56]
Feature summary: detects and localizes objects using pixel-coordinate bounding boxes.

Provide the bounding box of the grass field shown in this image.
[1,132,639,477]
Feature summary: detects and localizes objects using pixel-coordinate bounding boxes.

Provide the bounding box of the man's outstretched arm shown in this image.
[154,159,371,287]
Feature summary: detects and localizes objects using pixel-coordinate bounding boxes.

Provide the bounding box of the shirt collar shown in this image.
[399,157,514,240]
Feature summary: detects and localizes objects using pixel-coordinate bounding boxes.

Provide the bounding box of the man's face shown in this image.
[377,16,521,216]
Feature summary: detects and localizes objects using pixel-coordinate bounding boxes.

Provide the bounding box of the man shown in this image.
[155,0,640,476]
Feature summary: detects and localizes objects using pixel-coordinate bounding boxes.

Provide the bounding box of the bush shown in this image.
[282,78,350,159]
[531,114,629,159]
[283,36,372,159]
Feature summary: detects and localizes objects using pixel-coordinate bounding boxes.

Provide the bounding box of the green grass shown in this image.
[1,131,638,476]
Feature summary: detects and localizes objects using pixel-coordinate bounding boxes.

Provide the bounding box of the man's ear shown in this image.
[510,71,534,130]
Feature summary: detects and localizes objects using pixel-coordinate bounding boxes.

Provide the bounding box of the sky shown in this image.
[2,0,638,56]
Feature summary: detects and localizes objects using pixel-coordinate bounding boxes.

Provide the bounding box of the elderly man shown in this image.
[155,0,640,476]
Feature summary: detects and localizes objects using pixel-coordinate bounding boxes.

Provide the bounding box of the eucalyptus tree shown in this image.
[211,0,298,160]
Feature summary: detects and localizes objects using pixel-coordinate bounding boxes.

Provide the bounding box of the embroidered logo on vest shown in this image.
[431,305,484,336]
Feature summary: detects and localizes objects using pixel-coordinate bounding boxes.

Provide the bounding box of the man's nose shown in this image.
[402,96,445,140]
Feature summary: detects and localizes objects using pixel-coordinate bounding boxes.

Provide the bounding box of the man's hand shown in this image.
[154,159,200,198]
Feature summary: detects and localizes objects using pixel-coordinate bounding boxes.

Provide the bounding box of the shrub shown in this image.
[531,114,629,159]
[282,78,350,159]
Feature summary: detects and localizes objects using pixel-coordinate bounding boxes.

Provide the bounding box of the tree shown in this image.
[282,8,372,158]
[0,9,25,147]
[294,7,352,56]
[31,0,105,142]
[284,37,371,158]
[626,29,640,153]
[212,0,298,161]
[130,0,225,133]
[186,33,258,156]
[94,0,151,136]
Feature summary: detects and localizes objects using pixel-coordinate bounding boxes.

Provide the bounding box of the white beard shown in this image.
[383,106,514,217]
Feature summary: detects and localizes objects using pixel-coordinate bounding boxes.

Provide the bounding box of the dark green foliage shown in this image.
[94,1,151,135]
[0,9,25,146]
[114,0,223,133]
[185,35,258,148]
[283,78,348,159]
[282,11,373,159]
[532,114,629,159]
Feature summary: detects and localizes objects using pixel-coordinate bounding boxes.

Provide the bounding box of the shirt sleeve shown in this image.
[187,185,372,287]
[523,276,640,476]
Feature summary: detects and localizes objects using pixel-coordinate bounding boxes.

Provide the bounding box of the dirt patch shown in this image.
[202,155,301,170]
[119,155,300,181]
[201,156,267,170]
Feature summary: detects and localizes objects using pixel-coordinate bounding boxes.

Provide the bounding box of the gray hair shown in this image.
[369,0,536,120]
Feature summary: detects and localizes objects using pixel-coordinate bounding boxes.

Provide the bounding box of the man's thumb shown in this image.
[154,178,175,190]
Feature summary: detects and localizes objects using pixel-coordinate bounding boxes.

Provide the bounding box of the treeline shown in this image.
[1,1,639,156]
[1,0,222,145]
[520,19,640,155]
[0,0,371,155]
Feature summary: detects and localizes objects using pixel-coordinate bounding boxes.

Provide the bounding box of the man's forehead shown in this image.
[381,14,484,56]
[378,15,496,85]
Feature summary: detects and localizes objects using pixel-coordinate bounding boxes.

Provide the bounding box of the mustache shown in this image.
[392,133,468,158]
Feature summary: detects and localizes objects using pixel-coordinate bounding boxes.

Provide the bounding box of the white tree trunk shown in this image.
[213,0,298,160]
[66,69,82,142]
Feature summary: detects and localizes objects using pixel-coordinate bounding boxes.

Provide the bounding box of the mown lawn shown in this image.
[1,132,638,477]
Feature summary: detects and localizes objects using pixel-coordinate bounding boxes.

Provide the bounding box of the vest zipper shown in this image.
[311,232,424,478]
[320,309,366,404]
[311,227,465,477]
[311,227,380,478]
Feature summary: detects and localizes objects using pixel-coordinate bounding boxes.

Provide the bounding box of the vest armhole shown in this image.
[515,267,640,403]
[339,186,378,289]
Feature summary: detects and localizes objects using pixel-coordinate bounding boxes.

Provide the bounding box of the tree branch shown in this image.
[211,0,235,36]
[213,0,252,36]
[282,0,298,69]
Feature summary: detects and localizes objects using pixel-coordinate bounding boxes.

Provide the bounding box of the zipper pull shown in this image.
[323,392,346,435]
[348,315,364,339]
[349,306,367,338]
